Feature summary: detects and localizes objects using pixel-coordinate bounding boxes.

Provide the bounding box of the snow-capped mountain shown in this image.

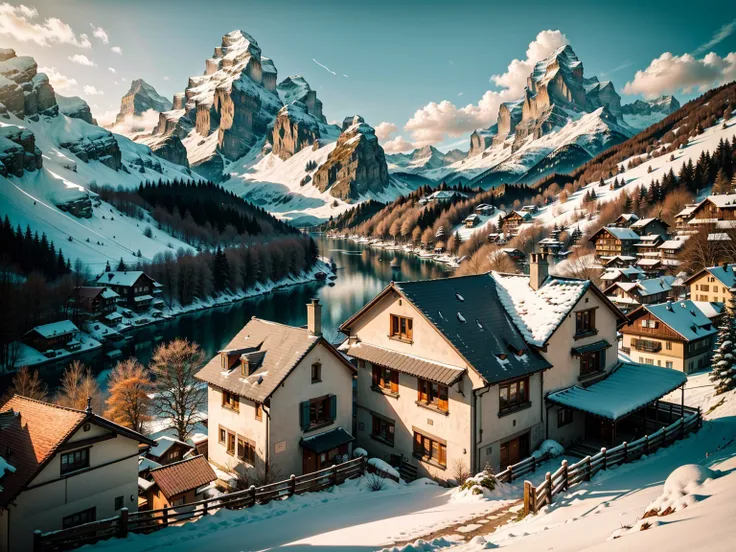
[386,145,466,173]
[621,95,681,131]
[115,79,172,125]
[408,45,677,189]
[0,48,200,268]
[126,30,408,224]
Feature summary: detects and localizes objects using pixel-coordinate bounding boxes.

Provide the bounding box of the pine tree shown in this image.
[116,258,127,271]
[710,294,736,394]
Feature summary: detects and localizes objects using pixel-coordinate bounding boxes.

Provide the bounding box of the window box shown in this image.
[371,385,399,398]
[415,400,450,416]
[417,379,448,413]
[222,390,240,412]
[300,395,337,431]
[413,429,447,469]
[372,365,399,395]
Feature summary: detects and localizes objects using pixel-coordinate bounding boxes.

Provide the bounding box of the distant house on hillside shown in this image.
[196,299,356,483]
[614,213,639,227]
[620,300,718,373]
[475,203,495,215]
[684,263,736,305]
[464,214,481,228]
[630,217,670,238]
[0,396,155,551]
[600,266,645,285]
[96,271,159,312]
[604,276,676,313]
[589,226,640,260]
[22,321,80,354]
[682,194,736,229]
[144,455,216,512]
[633,234,664,260]
[145,436,195,466]
[426,190,464,204]
[499,211,532,236]
[74,286,119,320]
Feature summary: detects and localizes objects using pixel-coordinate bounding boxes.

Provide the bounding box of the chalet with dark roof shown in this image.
[589,226,640,259]
[95,271,158,312]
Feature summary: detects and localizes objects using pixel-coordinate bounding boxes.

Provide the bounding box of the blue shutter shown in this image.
[300,401,310,430]
[600,347,606,371]
[329,395,337,421]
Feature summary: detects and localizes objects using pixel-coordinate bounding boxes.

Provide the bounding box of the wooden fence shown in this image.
[523,408,702,516]
[35,456,368,552]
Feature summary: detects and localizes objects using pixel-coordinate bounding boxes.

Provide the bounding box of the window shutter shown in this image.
[372,365,380,387]
[300,401,310,430]
[329,395,337,421]
[600,347,606,371]
[390,371,399,394]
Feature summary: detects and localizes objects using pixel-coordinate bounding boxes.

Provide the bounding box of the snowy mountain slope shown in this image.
[386,146,467,174]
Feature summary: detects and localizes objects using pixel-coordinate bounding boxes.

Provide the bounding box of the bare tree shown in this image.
[104,358,152,433]
[2,366,48,402]
[56,360,104,412]
[149,338,206,441]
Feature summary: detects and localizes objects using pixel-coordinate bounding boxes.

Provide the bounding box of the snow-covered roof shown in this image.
[149,436,192,458]
[691,301,724,320]
[659,239,685,250]
[596,227,640,241]
[96,271,148,287]
[705,193,736,208]
[624,276,675,297]
[631,217,667,229]
[138,456,162,473]
[644,300,717,341]
[636,258,661,267]
[492,273,589,346]
[634,234,662,244]
[547,362,687,420]
[702,264,736,288]
[600,267,644,281]
[616,213,639,223]
[25,320,79,339]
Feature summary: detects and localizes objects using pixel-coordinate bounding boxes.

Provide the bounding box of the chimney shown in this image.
[307,298,322,336]
[529,253,549,291]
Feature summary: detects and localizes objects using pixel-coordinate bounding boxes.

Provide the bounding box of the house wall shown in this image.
[541,288,620,394]
[689,274,734,304]
[147,487,198,511]
[268,343,354,479]
[546,405,585,447]
[3,424,140,552]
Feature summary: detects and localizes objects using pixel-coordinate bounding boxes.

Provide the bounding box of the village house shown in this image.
[338,254,628,481]
[196,299,356,483]
[635,257,663,276]
[613,213,639,227]
[589,226,640,260]
[475,204,495,215]
[604,255,638,269]
[684,263,736,305]
[73,287,120,321]
[680,193,736,230]
[630,217,670,238]
[620,300,718,373]
[463,214,481,228]
[425,190,464,204]
[600,266,645,286]
[604,276,676,313]
[0,396,155,552]
[499,211,532,236]
[633,234,664,260]
[658,238,687,267]
[22,321,81,354]
[95,271,159,312]
[143,455,216,512]
[145,436,195,466]
[674,204,698,233]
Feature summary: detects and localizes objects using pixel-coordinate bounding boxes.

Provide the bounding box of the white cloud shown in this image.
[374,121,398,141]
[693,19,736,56]
[0,3,92,47]
[69,54,95,66]
[457,92,463,96]
[110,45,122,54]
[98,108,159,137]
[403,30,568,146]
[90,23,109,44]
[107,67,116,73]
[163,76,170,81]
[38,66,77,91]
[312,58,336,76]
[383,136,415,154]
[623,51,736,98]
[113,80,118,85]
[83,85,103,96]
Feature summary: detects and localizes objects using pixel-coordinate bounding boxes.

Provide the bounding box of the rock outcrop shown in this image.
[0,125,42,176]
[59,127,122,170]
[277,76,326,123]
[56,95,96,124]
[313,116,389,200]
[271,104,321,160]
[469,127,496,157]
[138,133,189,168]
[0,49,57,119]
[115,79,172,124]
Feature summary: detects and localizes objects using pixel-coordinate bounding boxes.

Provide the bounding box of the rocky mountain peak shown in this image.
[277,76,326,123]
[0,49,56,120]
[115,79,171,124]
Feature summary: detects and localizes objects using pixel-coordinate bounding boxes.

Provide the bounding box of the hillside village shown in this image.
[0,6,735,552]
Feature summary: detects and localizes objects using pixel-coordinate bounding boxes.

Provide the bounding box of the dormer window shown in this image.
[241,359,250,377]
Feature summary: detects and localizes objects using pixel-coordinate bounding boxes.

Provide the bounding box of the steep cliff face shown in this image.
[277,76,327,123]
[115,79,172,124]
[138,133,189,168]
[0,49,56,120]
[0,125,42,177]
[313,116,389,200]
[469,127,496,157]
[271,104,321,160]
[56,95,96,125]
[497,100,523,137]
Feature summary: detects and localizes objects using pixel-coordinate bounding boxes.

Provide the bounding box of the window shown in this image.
[413,431,447,468]
[666,361,673,369]
[499,377,530,414]
[701,284,710,291]
[641,319,658,329]
[645,358,654,365]
[222,390,239,412]
[417,379,449,412]
[172,497,185,507]
[255,402,263,421]
[114,496,124,511]
[226,430,236,455]
[372,365,399,395]
[311,362,322,383]
[557,408,573,428]
[371,415,395,445]
[580,350,604,376]
[300,395,336,430]
[665,341,672,350]
[218,427,226,444]
[63,507,96,529]
[389,314,413,341]
[575,309,596,335]
[60,448,90,475]
[237,436,256,464]
[167,449,181,462]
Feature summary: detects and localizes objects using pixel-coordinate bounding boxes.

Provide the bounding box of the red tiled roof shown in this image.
[0,396,85,507]
[150,455,216,500]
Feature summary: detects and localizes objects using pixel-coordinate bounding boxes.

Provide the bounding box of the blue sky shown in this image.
[1,0,735,151]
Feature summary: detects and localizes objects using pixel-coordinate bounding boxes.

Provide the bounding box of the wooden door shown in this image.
[302,449,318,474]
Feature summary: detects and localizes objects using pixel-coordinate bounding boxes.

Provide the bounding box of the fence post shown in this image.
[561,459,568,491]
[33,530,42,552]
[531,455,537,473]
[119,507,129,538]
[601,448,607,471]
[698,407,702,429]
[289,474,296,497]
[585,456,592,481]
[644,435,649,455]
[202,499,208,517]
[680,417,685,439]
[360,455,367,476]
[524,481,531,516]
[249,484,257,507]
[331,465,338,486]
[507,465,513,481]
[162,506,169,528]
[545,471,552,506]
[622,441,628,463]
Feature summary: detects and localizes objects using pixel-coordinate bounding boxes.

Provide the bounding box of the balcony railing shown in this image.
[631,339,662,352]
